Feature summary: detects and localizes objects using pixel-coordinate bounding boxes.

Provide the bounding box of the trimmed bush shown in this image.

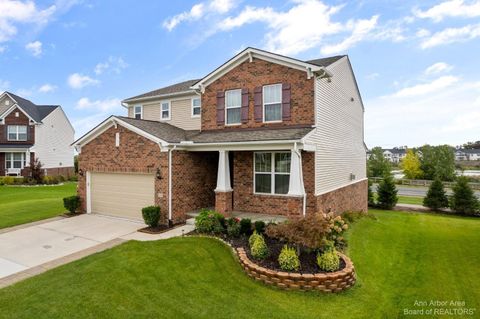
[254,220,266,234]
[423,178,449,211]
[1,176,15,185]
[377,173,398,209]
[248,231,261,247]
[240,218,252,235]
[142,206,161,228]
[450,176,480,215]
[250,233,268,260]
[317,248,340,272]
[63,196,81,215]
[195,209,225,234]
[226,217,241,237]
[278,245,300,271]
[42,175,59,185]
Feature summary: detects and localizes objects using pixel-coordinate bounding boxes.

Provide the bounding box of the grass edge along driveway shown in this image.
[0,209,478,318]
[0,183,77,229]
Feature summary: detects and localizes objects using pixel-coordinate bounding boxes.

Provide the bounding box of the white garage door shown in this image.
[89,172,155,220]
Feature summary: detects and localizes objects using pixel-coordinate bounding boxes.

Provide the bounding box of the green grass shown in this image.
[0,210,479,318]
[0,183,77,229]
[397,195,424,205]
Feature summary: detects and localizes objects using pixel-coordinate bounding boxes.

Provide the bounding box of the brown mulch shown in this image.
[138,222,186,234]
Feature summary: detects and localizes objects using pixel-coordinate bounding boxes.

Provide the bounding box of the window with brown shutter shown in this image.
[241,88,249,123]
[254,87,262,122]
[216,91,225,125]
[282,83,291,121]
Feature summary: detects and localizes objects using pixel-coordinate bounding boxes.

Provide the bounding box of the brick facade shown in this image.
[0,108,35,145]
[215,191,233,215]
[44,166,75,177]
[202,59,315,131]
[315,179,368,214]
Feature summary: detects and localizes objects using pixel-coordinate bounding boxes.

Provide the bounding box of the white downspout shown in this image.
[168,145,176,221]
[292,142,306,216]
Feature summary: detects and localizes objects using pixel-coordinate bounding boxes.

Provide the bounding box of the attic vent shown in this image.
[15,112,19,117]
[5,100,10,106]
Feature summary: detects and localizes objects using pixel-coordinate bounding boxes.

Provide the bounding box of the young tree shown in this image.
[450,176,480,215]
[377,173,398,210]
[423,178,449,211]
[368,179,375,207]
[420,145,455,181]
[400,149,423,179]
[368,147,391,177]
[30,158,44,184]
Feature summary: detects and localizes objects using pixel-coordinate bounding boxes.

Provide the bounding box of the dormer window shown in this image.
[161,101,170,120]
[8,125,28,141]
[134,105,142,119]
[263,84,282,122]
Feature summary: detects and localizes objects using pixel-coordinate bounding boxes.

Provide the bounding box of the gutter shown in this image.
[168,145,177,223]
[293,142,307,217]
[122,90,196,106]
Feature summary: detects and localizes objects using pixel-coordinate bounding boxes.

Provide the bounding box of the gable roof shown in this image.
[122,79,201,103]
[117,116,189,143]
[306,55,345,67]
[0,91,59,122]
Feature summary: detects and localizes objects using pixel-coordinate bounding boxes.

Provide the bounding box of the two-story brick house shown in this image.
[74,48,367,223]
[0,92,75,177]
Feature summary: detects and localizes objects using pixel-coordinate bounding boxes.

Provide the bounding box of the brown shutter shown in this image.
[254,86,262,122]
[216,91,225,125]
[282,83,291,121]
[241,88,249,123]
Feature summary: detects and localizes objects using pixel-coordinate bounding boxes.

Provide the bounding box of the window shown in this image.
[7,125,27,141]
[5,153,25,169]
[254,152,291,195]
[134,105,142,119]
[192,98,201,117]
[225,89,241,125]
[161,101,170,120]
[263,84,282,122]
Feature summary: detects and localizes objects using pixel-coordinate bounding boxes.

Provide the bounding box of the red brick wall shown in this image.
[202,59,315,131]
[44,166,75,177]
[0,108,35,145]
[171,151,217,223]
[0,153,4,176]
[315,179,368,214]
[232,151,315,217]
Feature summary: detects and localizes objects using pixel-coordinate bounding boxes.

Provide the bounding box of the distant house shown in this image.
[367,148,407,164]
[455,149,480,161]
[0,92,75,177]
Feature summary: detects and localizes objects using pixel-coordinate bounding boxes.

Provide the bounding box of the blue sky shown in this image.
[1,0,479,148]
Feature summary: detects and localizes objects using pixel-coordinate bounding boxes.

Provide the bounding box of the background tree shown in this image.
[377,173,398,209]
[368,179,375,207]
[423,178,449,211]
[368,147,391,177]
[419,145,455,181]
[74,155,79,174]
[450,176,480,215]
[462,141,480,149]
[400,149,423,179]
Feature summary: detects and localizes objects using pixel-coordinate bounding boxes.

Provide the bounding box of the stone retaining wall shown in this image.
[236,247,356,292]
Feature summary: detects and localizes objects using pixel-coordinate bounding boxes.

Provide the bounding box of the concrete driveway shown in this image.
[0,214,143,279]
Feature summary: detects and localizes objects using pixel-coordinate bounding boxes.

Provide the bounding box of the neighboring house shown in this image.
[367,148,407,163]
[74,47,367,224]
[455,149,480,161]
[0,92,75,177]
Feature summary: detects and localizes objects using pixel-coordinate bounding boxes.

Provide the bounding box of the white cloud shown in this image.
[94,56,128,75]
[67,73,100,89]
[424,62,453,75]
[25,40,42,56]
[16,88,32,97]
[163,0,237,31]
[414,0,480,22]
[38,83,57,93]
[75,97,121,112]
[415,28,431,38]
[420,23,480,49]
[391,76,459,98]
[0,79,10,91]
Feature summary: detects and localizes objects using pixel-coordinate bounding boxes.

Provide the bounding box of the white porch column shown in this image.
[215,150,232,192]
[25,149,31,167]
[288,149,305,196]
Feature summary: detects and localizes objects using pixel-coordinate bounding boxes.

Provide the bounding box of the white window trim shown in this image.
[225,89,242,126]
[134,105,143,119]
[262,83,283,123]
[253,151,291,196]
[160,100,171,121]
[5,152,26,170]
[191,97,201,118]
[7,125,28,141]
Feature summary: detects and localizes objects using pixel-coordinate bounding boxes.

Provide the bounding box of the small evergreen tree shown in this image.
[377,173,398,210]
[423,178,449,211]
[30,158,44,184]
[450,176,480,215]
[368,179,375,207]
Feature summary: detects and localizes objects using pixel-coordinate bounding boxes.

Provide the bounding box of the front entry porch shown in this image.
[0,149,32,177]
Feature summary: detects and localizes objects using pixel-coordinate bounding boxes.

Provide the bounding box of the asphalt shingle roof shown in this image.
[117,116,190,143]
[4,92,58,122]
[123,79,200,102]
[306,55,346,67]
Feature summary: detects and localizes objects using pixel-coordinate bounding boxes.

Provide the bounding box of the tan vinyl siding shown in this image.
[0,95,15,116]
[143,102,161,120]
[127,106,133,118]
[304,57,367,195]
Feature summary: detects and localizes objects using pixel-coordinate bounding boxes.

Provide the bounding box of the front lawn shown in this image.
[397,195,424,205]
[0,183,77,229]
[0,210,478,318]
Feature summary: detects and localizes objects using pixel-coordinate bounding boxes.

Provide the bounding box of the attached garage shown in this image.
[88,172,155,220]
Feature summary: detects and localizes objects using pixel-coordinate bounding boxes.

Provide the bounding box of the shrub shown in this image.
[423,178,449,211]
[377,173,398,209]
[1,176,15,185]
[254,220,266,234]
[195,209,225,234]
[226,217,241,237]
[240,218,252,235]
[42,175,59,185]
[368,179,375,207]
[278,245,300,271]
[450,176,480,215]
[63,196,81,214]
[142,206,161,228]
[248,231,262,247]
[30,158,44,184]
[250,233,268,260]
[69,175,79,182]
[317,248,340,272]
